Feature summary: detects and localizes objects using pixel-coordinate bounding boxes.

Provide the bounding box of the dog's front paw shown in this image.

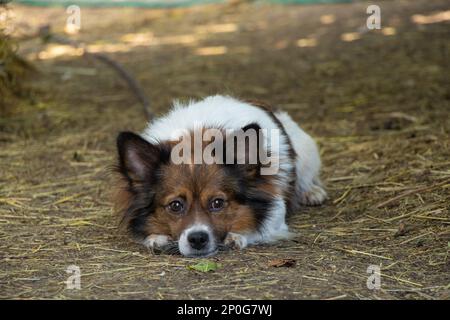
[299,184,327,206]
[142,234,172,251]
[224,232,248,250]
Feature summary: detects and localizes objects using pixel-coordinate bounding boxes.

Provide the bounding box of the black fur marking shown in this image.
[221,122,275,231]
[116,131,171,240]
[224,165,274,231]
[223,122,264,173]
[126,189,157,240]
[245,101,298,216]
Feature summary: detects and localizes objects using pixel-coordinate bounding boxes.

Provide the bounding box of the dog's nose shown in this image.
[188,231,209,250]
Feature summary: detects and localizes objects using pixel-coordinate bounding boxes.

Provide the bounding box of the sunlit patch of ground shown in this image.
[0,0,449,299]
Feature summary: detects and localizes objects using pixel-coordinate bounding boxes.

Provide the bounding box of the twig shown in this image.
[337,248,393,260]
[323,294,347,300]
[380,273,423,287]
[37,25,152,120]
[399,231,433,245]
[376,179,450,208]
[333,188,352,205]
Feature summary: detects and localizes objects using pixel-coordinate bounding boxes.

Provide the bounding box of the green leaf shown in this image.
[187,260,220,272]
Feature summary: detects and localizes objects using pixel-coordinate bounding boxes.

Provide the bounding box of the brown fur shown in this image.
[112,175,133,231]
[142,163,258,242]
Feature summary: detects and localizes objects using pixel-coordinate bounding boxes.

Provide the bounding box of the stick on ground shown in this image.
[37,25,153,120]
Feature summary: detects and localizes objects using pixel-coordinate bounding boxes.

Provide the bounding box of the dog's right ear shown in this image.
[116,131,163,183]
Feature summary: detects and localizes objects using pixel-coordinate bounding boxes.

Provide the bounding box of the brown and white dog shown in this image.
[114,95,326,257]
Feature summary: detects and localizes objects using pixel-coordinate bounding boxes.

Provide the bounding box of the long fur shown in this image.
[114,95,326,256]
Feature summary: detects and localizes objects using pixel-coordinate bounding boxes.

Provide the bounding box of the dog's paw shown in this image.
[299,184,327,206]
[224,232,248,250]
[142,234,172,251]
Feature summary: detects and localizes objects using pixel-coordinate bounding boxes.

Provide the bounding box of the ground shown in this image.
[1,0,449,299]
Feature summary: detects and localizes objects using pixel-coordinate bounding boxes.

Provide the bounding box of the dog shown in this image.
[114,95,326,257]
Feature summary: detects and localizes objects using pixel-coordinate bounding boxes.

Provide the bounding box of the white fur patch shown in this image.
[224,232,248,249]
[178,223,216,257]
[274,111,327,206]
[227,196,294,248]
[142,95,294,190]
[142,234,172,249]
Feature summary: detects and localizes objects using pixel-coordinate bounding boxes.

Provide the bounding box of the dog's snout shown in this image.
[188,231,209,250]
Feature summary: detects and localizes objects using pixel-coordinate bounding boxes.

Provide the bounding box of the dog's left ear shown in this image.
[116,131,165,183]
[224,123,263,177]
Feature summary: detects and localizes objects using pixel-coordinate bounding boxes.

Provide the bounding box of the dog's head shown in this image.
[114,126,276,257]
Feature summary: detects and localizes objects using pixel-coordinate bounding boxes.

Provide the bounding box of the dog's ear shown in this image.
[224,123,263,177]
[116,131,164,183]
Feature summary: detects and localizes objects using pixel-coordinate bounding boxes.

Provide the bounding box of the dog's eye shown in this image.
[168,200,184,213]
[209,198,225,212]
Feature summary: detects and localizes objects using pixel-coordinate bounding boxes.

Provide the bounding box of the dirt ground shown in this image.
[1,0,449,299]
